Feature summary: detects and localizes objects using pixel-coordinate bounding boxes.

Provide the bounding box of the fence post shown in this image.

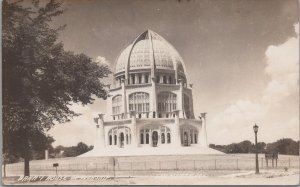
[144,161,146,170]
[236,159,238,170]
[214,160,217,170]
[194,160,196,170]
[289,158,291,168]
[176,161,178,170]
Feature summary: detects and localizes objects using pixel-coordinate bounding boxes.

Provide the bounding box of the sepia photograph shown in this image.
[2,0,299,185]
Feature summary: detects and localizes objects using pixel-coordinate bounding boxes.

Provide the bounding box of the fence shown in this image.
[4,157,299,176]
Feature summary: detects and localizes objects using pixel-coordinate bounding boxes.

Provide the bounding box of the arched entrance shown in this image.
[119,133,124,148]
[152,131,158,147]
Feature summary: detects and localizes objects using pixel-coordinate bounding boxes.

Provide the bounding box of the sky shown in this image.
[45,0,299,146]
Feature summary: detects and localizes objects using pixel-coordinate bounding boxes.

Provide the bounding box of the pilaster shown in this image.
[94,113,106,149]
[199,113,208,147]
[172,110,181,146]
[121,79,127,118]
[130,111,138,147]
[178,79,184,118]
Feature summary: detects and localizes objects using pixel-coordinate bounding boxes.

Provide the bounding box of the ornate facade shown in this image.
[84,30,215,156]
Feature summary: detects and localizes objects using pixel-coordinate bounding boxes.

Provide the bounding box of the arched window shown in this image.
[114,135,117,145]
[146,133,149,144]
[157,92,177,113]
[167,133,171,143]
[129,92,150,114]
[156,76,160,83]
[180,125,198,146]
[109,135,112,145]
[108,127,131,146]
[161,133,165,144]
[112,95,122,115]
[140,133,144,144]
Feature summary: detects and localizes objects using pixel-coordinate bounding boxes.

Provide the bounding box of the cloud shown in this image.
[209,22,299,144]
[263,22,299,104]
[95,56,110,66]
[208,99,265,144]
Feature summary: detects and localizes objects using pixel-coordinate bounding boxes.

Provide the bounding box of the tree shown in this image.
[266,138,299,155]
[76,142,90,156]
[3,0,111,176]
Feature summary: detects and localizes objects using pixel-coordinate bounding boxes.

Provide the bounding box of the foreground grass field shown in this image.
[4,153,299,178]
[3,169,300,185]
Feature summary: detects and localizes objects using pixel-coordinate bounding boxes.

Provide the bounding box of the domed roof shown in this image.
[114,30,186,76]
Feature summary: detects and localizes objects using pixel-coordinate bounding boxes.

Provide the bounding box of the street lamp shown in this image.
[253,124,259,174]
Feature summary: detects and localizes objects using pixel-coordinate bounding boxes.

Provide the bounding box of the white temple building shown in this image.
[81,30,222,157]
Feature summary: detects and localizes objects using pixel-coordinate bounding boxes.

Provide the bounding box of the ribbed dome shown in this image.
[114,30,186,76]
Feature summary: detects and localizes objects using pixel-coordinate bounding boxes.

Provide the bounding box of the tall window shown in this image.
[184,94,191,119]
[109,135,112,145]
[157,92,177,113]
[129,92,150,113]
[146,133,149,144]
[167,133,171,143]
[131,74,135,84]
[138,74,142,84]
[114,135,117,145]
[163,76,167,84]
[145,74,149,83]
[168,76,172,84]
[112,95,122,115]
[161,133,165,144]
[140,133,144,144]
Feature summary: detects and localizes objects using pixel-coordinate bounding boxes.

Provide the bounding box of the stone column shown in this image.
[160,75,163,83]
[129,74,132,85]
[94,113,106,149]
[149,130,152,147]
[121,79,127,118]
[151,77,157,118]
[130,111,138,147]
[135,74,139,84]
[173,110,181,146]
[178,79,184,118]
[199,113,208,147]
[141,73,145,84]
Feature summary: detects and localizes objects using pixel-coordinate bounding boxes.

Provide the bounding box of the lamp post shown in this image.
[253,124,259,174]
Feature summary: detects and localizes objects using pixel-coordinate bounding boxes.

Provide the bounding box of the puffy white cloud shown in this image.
[209,22,299,144]
[95,55,109,66]
[263,23,299,104]
[209,99,265,144]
